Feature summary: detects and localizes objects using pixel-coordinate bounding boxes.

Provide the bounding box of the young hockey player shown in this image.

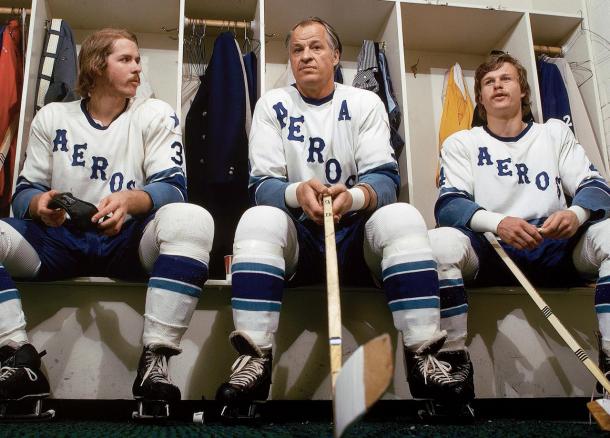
[432,52,610,397]
[215,17,473,420]
[0,28,214,420]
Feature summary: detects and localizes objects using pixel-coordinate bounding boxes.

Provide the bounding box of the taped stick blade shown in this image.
[334,333,393,437]
[588,399,610,431]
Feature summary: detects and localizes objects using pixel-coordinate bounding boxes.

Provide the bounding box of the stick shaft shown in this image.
[484,232,610,393]
[324,196,342,391]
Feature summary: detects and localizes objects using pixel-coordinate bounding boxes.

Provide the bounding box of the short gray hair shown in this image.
[285,17,343,56]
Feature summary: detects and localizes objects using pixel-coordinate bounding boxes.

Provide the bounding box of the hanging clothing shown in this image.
[185,32,250,278]
[334,65,343,84]
[35,19,78,113]
[438,63,474,146]
[243,51,257,114]
[181,76,201,119]
[0,19,24,217]
[542,55,606,178]
[538,57,573,130]
[437,63,473,185]
[353,40,379,92]
[377,46,404,156]
[353,40,404,155]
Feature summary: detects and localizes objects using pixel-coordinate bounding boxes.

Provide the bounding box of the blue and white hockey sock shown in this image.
[439,275,468,351]
[382,253,440,349]
[0,264,28,346]
[143,254,208,350]
[595,263,610,354]
[231,251,285,349]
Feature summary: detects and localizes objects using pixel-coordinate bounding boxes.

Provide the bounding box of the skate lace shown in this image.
[228,354,265,388]
[419,355,457,385]
[451,362,470,382]
[140,352,171,386]
[0,366,38,382]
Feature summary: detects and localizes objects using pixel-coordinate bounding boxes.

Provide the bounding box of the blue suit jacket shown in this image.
[185,32,252,277]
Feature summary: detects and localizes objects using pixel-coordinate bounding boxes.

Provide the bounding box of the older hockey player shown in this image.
[215,17,471,418]
[433,53,610,391]
[0,28,213,418]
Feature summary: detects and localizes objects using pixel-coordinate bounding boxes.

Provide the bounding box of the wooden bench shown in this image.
[16,278,598,400]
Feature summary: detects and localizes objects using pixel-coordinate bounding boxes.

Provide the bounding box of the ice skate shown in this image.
[405,331,474,422]
[0,342,54,422]
[132,345,180,421]
[215,331,272,422]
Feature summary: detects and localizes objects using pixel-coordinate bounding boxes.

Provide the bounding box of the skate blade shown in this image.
[193,410,205,424]
[132,399,169,422]
[416,399,475,424]
[588,399,610,431]
[0,398,55,422]
[219,401,264,424]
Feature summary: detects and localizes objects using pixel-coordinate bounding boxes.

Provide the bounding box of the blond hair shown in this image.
[76,28,138,97]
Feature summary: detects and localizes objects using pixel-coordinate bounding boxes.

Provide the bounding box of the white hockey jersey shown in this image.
[436,119,610,226]
[248,83,399,213]
[13,98,186,218]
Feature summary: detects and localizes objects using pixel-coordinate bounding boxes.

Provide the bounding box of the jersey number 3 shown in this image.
[171,141,184,165]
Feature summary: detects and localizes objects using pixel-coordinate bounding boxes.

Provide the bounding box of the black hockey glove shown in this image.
[48,192,99,231]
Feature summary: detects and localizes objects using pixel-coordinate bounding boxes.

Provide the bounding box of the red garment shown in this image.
[0,19,23,217]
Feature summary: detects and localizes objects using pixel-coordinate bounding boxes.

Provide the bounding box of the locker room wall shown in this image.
[587,0,610,162]
[3,0,609,401]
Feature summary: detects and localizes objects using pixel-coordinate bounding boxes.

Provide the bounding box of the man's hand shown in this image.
[296,178,328,224]
[326,184,352,222]
[93,190,152,236]
[539,210,580,240]
[29,189,66,227]
[497,216,543,250]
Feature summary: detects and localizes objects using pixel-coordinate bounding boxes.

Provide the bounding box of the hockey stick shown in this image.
[323,195,343,390]
[483,232,610,428]
[333,333,393,436]
[323,196,393,437]
[485,232,610,431]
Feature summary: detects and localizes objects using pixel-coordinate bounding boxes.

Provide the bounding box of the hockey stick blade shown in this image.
[588,400,610,431]
[334,334,393,437]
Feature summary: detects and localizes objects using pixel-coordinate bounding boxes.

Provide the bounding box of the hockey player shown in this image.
[215,17,472,420]
[0,28,214,419]
[433,53,610,395]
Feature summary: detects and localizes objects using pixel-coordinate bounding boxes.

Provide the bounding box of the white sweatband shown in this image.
[568,205,590,225]
[347,187,366,212]
[469,210,507,233]
[284,182,301,208]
